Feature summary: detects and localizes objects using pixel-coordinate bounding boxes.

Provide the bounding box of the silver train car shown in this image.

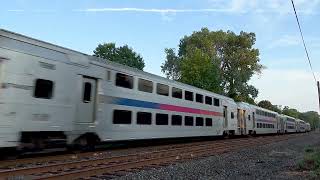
[0,29,309,150]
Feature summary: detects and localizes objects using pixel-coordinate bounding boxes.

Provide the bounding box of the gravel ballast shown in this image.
[118,132,320,180]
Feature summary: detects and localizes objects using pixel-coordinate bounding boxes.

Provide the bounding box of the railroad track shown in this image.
[0,133,306,180]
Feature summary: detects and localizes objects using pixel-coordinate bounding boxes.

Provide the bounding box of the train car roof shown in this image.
[237,102,279,115]
[0,29,233,102]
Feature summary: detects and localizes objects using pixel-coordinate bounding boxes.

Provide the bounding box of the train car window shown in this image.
[106,70,111,81]
[34,79,54,99]
[172,115,182,126]
[248,115,251,121]
[156,83,169,96]
[138,78,153,93]
[231,112,235,119]
[263,124,266,128]
[185,91,193,101]
[196,94,203,103]
[257,110,261,115]
[196,117,204,126]
[172,87,182,99]
[185,116,194,126]
[205,118,213,126]
[205,96,212,105]
[113,110,132,124]
[257,123,260,128]
[156,113,168,125]
[116,73,133,89]
[83,82,92,102]
[214,98,220,107]
[137,112,152,125]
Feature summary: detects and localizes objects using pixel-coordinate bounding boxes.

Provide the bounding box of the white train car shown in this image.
[0,29,238,149]
[277,115,286,134]
[306,122,311,132]
[235,102,255,135]
[222,99,238,136]
[249,105,278,134]
[296,119,306,133]
[282,115,296,133]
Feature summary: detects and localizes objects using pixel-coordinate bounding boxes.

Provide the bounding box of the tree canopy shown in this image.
[299,111,320,130]
[258,100,281,113]
[93,43,145,70]
[282,106,300,118]
[161,28,263,103]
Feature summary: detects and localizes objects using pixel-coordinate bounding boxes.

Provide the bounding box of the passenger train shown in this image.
[0,29,311,151]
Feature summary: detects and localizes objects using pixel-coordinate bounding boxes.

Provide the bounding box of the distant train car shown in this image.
[297,119,306,133]
[277,115,286,134]
[250,105,278,135]
[282,115,296,133]
[306,123,311,132]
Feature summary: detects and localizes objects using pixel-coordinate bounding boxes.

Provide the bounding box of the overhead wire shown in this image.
[290,0,317,82]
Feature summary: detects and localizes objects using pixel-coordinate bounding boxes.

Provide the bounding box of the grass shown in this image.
[298,146,320,178]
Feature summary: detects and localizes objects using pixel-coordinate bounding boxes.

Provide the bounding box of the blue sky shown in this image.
[1,0,320,112]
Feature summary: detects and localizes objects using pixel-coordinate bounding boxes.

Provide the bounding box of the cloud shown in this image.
[7,9,25,12]
[209,0,320,14]
[268,35,320,49]
[268,35,300,49]
[250,69,319,112]
[7,9,56,13]
[73,8,233,13]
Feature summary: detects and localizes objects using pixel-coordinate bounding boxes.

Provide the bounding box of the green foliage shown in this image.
[299,111,320,130]
[180,47,222,93]
[161,28,263,103]
[258,100,282,113]
[282,106,300,118]
[93,43,145,70]
[299,147,320,177]
[161,48,181,80]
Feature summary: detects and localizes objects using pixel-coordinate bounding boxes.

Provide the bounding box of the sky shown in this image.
[1,0,320,113]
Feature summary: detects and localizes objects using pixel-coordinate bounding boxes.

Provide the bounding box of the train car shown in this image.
[306,123,311,132]
[296,119,306,133]
[282,115,296,133]
[277,115,286,134]
[0,29,238,149]
[235,102,255,135]
[249,105,278,135]
[221,99,238,136]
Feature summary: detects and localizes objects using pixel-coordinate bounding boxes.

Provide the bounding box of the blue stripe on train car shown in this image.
[113,97,160,109]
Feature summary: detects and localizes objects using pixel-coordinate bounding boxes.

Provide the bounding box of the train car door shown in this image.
[243,110,247,135]
[252,112,255,129]
[237,109,247,135]
[76,76,97,123]
[223,106,228,128]
[280,117,285,133]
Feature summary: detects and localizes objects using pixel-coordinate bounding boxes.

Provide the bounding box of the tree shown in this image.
[180,47,222,93]
[161,28,263,103]
[282,106,300,118]
[161,48,181,80]
[299,111,320,130]
[258,100,281,113]
[93,43,145,70]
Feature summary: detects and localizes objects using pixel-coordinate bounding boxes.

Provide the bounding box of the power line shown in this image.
[290,0,317,82]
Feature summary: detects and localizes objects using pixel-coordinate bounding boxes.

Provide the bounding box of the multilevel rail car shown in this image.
[0,29,309,150]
